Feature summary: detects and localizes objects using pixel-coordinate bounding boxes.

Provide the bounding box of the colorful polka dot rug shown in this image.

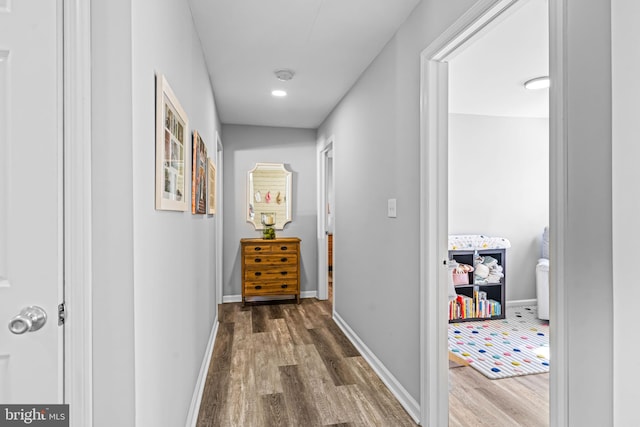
[448,306,550,379]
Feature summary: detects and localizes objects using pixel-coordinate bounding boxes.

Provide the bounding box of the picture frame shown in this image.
[207,157,216,215]
[155,74,189,211]
[192,130,208,214]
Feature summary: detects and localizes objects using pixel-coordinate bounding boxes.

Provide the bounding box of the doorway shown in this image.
[447,0,549,424]
[317,138,334,306]
[418,0,566,426]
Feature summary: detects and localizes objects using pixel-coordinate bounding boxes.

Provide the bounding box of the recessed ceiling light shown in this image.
[274,69,295,82]
[271,90,287,97]
[524,76,550,90]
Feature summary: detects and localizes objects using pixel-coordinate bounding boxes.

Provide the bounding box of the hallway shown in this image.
[196,299,417,426]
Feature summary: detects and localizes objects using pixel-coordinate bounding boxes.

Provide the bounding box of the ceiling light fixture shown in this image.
[524,76,550,90]
[271,89,287,97]
[274,69,295,82]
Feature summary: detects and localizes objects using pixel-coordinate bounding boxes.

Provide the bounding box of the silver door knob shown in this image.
[8,306,47,334]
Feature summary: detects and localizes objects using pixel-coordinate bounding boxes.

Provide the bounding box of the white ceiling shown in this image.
[188,0,420,129]
[448,0,549,118]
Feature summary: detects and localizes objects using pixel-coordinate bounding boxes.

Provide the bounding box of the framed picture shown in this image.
[192,130,208,214]
[207,157,216,214]
[156,74,189,211]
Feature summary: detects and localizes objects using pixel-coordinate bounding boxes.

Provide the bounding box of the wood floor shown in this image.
[449,364,549,427]
[196,298,418,426]
[196,297,549,426]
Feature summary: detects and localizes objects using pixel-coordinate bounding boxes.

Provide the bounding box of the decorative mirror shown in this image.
[247,163,292,230]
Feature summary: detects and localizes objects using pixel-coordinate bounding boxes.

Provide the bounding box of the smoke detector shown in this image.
[274,69,295,82]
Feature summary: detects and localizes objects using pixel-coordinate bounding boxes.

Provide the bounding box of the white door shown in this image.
[0,0,63,403]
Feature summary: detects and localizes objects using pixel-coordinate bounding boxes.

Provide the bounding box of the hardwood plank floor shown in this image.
[199,298,549,426]
[197,299,417,427]
[449,360,549,426]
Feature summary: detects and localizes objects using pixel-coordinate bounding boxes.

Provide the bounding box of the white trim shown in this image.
[215,132,223,304]
[185,320,219,427]
[222,291,318,304]
[333,312,421,424]
[548,0,568,425]
[222,294,242,304]
[506,299,537,307]
[63,0,93,425]
[316,136,334,302]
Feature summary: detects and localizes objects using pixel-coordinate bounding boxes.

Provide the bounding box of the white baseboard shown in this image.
[506,298,537,307]
[222,294,242,303]
[185,320,219,427]
[332,312,421,424]
[222,291,318,304]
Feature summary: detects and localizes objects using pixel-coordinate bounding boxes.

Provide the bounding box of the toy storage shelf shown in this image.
[449,248,506,323]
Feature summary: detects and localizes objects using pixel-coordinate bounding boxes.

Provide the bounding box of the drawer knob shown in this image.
[254,247,262,251]
[280,246,288,251]
[280,257,287,262]
[255,272,262,277]
[281,284,288,289]
[255,258,262,263]
[255,285,262,290]
[280,271,288,276]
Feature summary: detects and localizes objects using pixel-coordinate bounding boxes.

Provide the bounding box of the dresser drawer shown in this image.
[244,280,298,296]
[243,243,273,253]
[244,254,298,267]
[245,266,297,281]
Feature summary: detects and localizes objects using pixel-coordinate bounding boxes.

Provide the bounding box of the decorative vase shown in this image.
[261,212,276,239]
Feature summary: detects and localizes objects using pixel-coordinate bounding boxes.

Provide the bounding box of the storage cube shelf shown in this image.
[448,248,506,322]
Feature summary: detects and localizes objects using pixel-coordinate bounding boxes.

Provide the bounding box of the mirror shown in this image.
[247,163,292,230]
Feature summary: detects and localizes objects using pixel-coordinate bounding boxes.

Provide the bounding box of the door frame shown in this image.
[215,131,224,304]
[63,0,93,425]
[317,136,334,301]
[418,0,567,425]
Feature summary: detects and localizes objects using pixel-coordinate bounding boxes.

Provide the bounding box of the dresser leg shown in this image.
[296,294,300,304]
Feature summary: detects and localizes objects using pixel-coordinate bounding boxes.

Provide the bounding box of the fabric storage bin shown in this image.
[452,272,469,285]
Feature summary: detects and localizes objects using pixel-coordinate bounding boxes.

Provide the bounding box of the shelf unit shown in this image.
[448,248,506,322]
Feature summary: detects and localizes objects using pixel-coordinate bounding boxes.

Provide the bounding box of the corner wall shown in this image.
[221,124,318,300]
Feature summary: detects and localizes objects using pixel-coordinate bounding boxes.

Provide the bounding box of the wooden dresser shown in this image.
[240,237,301,305]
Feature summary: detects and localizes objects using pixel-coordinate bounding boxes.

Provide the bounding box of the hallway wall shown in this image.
[221,124,318,299]
[318,0,479,404]
[92,0,221,425]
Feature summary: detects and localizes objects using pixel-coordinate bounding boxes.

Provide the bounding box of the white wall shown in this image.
[222,124,318,299]
[318,0,479,403]
[92,0,221,425]
[448,114,549,301]
[91,1,136,424]
[612,1,640,425]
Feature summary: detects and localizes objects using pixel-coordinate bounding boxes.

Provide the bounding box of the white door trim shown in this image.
[316,136,334,301]
[419,0,566,425]
[63,0,93,425]
[548,0,568,424]
[215,131,224,304]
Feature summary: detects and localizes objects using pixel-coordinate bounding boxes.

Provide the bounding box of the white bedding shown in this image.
[448,234,511,251]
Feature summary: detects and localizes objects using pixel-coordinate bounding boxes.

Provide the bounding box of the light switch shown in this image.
[387,198,397,218]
